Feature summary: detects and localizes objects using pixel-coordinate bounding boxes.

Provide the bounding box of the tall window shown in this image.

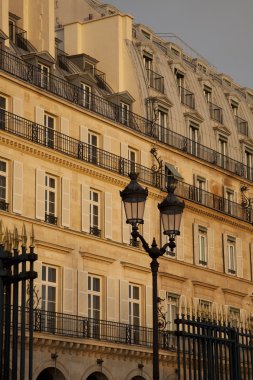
[88,274,101,320]
[245,150,253,180]
[196,176,206,204]
[42,265,57,332]
[218,136,228,169]
[129,284,141,332]
[190,123,199,156]
[175,69,184,89]
[9,19,16,43]
[227,237,236,274]
[198,227,208,266]
[166,293,179,332]
[44,113,54,148]
[128,148,137,173]
[0,96,7,130]
[203,85,212,102]
[0,160,8,211]
[45,174,57,224]
[81,83,92,109]
[88,131,99,164]
[143,54,153,83]
[38,63,49,89]
[225,189,234,215]
[157,108,168,142]
[231,101,238,116]
[120,102,130,126]
[89,190,100,236]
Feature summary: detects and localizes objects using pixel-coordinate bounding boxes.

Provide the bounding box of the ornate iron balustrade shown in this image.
[45,213,58,225]
[178,86,195,109]
[31,308,175,350]
[146,68,164,93]
[0,109,252,224]
[235,115,248,136]
[0,200,8,211]
[90,226,102,237]
[0,49,252,184]
[9,25,29,51]
[208,101,223,123]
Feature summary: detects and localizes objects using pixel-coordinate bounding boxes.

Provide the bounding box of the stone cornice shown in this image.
[159,272,188,283]
[192,280,218,291]
[35,240,74,254]
[80,251,116,264]
[120,261,151,273]
[222,288,248,298]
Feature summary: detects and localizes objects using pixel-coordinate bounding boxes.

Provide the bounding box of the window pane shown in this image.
[48,286,56,301]
[0,161,6,172]
[48,267,56,282]
[93,295,100,310]
[93,277,100,292]
[133,286,139,300]
[42,266,46,281]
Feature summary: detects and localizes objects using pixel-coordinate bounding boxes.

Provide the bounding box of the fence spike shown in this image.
[30,224,35,247]
[21,223,27,247]
[0,220,4,244]
[13,225,19,249]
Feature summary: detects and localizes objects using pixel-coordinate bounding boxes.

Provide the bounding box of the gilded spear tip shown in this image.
[0,220,4,245]
[13,225,19,250]
[30,224,35,247]
[21,223,27,247]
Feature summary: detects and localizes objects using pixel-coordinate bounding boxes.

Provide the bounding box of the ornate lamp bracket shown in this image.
[150,146,163,174]
[240,183,250,208]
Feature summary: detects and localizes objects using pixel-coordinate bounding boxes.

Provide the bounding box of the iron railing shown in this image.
[208,101,223,123]
[31,308,176,350]
[0,109,252,224]
[0,200,8,212]
[146,68,164,93]
[9,25,29,51]
[0,49,252,184]
[90,226,102,237]
[179,86,195,109]
[235,115,248,136]
[45,213,58,225]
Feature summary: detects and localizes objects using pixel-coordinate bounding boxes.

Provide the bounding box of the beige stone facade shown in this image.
[0,0,253,379]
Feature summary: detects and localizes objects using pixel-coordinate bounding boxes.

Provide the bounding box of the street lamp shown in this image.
[120,173,185,380]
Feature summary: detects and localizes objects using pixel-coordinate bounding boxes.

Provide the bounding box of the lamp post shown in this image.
[120,173,185,380]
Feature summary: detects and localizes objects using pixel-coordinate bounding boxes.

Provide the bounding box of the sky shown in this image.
[108,0,253,89]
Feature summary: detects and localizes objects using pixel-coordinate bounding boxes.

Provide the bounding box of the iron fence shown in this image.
[0,109,252,224]
[0,49,253,183]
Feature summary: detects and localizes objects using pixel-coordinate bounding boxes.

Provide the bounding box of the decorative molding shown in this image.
[80,251,116,264]
[120,261,151,273]
[222,288,248,298]
[35,240,74,254]
[159,272,187,283]
[192,281,218,291]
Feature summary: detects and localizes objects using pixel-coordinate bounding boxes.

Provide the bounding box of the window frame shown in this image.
[120,101,130,126]
[38,63,50,89]
[45,173,57,224]
[81,83,92,109]
[129,283,141,327]
[41,264,58,332]
[198,226,208,266]
[88,131,99,164]
[88,273,102,320]
[89,189,101,236]
[44,113,55,148]
[227,236,236,274]
[0,159,8,209]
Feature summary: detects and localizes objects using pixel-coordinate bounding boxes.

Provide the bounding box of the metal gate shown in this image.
[175,314,253,379]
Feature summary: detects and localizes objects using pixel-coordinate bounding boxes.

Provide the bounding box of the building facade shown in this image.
[0,0,253,379]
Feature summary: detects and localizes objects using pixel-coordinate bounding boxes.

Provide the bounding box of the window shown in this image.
[157,108,168,142]
[128,148,137,173]
[175,69,184,89]
[190,123,199,156]
[143,53,153,83]
[218,136,228,169]
[245,150,253,180]
[81,83,92,109]
[88,274,101,337]
[42,265,57,332]
[166,293,179,332]
[88,131,99,164]
[225,189,234,215]
[9,19,16,43]
[44,113,54,148]
[203,85,212,102]
[0,96,7,130]
[196,176,206,204]
[89,190,101,237]
[120,101,130,126]
[129,284,141,343]
[45,174,57,224]
[228,307,240,327]
[199,299,212,317]
[38,63,49,89]
[231,101,238,116]
[227,237,236,274]
[198,227,208,266]
[0,160,8,211]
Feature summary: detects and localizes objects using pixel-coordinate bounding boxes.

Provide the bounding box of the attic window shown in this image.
[171,47,180,56]
[223,78,231,87]
[142,30,151,40]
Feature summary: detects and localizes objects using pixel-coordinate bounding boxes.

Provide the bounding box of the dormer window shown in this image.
[174,69,184,88]
[120,102,130,126]
[142,30,151,40]
[203,85,212,102]
[231,100,238,116]
[143,52,153,71]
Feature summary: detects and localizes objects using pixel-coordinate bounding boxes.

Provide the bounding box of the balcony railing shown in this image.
[179,86,195,109]
[208,101,223,124]
[9,26,29,51]
[0,109,252,225]
[0,49,252,186]
[31,308,176,350]
[235,115,248,137]
[0,200,8,212]
[90,226,101,237]
[45,213,58,225]
[146,68,164,93]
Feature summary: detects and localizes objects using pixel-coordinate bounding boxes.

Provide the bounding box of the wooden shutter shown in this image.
[141,150,148,167]
[143,204,150,244]
[13,97,23,117]
[146,285,153,328]
[104,192,112,239]
[35,106,44,125]
[36,169,45,220]
[63,267,74,314]
[222,233,228,274]
[60,117,69,136]
[12,161,23,214]
[79,125,88,143]
[236,237,243,278]
[120,280,129,324]
[81,184,90,233]
[77,270,88,317]
[176,220,184,261]
[107,277,117,322]
[62,177,70,228]
[193,223,199,265]
[120,142,128,159]
[34,260,42,309]
[208,228,215,270]
[103,135,111,153]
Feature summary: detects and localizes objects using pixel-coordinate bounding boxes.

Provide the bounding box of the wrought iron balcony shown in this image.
[208,101,223,124]
[0,50,252,186]
[178,86,195,109]
[0,109,253,224]
[235,115,248,137]
[9,26,29,51]
[146,68,164,93]
[90,226,101,237]
[0,200,8,212]
[45,213,58,225]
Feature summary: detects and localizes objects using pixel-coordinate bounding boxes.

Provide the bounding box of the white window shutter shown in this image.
[141,150,148,168]
[81,184,90,233]
[13,97,23,117]
[236,237,243,278]
[60,117,69,136]
[13,161,23,214]
[193,223,199,265]
[208,228,215,269]
[222,233,228,274]
[107,277,117,322]
[78,270,88,317]
[36,169,45,220]
[35,106,44,125]
[104,192,112,239]
[61,177,70,228]
[120,142,128,159]
[122,204,130,244]
[34,260,42,309]
[146,285,153,328]
[176,220,184,261]
[143,204,150,244]
[120,280,129,324]
[103,135,111,153]
[79,125,88,143]
[63,267,74,314]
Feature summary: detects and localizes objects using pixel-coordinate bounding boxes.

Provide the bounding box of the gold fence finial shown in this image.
[13,226,19,250]
[21,223,27,247]
[30,224,35,247]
